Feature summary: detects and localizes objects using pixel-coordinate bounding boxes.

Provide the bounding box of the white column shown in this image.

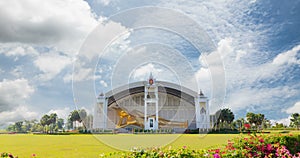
[103,98,108,129]
[155,86,159,129]
[144,85,148,129]
[195,96,200,129]
[93,93,106,129]
[206,99,210,130]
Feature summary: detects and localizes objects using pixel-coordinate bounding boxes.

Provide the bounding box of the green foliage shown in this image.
[290,113,300,129]
[215,108,235,130]
[1,152,16,158]
[246,112,265,131]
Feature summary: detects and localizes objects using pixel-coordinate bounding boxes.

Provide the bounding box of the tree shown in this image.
[40,114,51,133]
[66,118,73,130]
[14,121,23,133]
[57,118,64,130]
[256,114,265,130]
[69,110,80,129]
[273,122,285,128]
[7,124,16,132]
[290,113,300,129]
[49,113,58,133]
[31,122,43,132]
[234,118,245,132]
[246,112,265,131]
[246,112,256,127]
[262,118,271,129]
[79,109,87,130]
[215,108,235,130]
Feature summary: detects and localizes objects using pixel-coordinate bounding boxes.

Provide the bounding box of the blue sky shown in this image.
[0,0,299,128]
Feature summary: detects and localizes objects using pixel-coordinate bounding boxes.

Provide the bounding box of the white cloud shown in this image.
[48,107,71,120]
[34,53,72,81]
[226,86,297,112]
[0,68,4,74]
[272,45,300,66]
[0,78,34,111]
[129,63,179,84]
[195,67,211,88]
[270,117,291,126]
[96,0,111,6]
[100,80,108,87]
[63,66,93,83]
[0,44,39,62]
[79,20,129,60]
[10,66,23,78]
[0,0,98,53]
[131,63,158,80]
[0,106,38,126]
[218,38,234,59]
[285,101,300,114]
[0,78,35,126]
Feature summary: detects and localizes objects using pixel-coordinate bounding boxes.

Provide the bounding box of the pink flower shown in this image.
[183,146,187,149]
[244,123,251,129]
[259,138,264,143]
[32,153,36,157]
[213,153,221,158]
[267,144,272,151]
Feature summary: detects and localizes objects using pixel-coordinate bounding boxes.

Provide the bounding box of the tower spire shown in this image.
[199,89,204,96]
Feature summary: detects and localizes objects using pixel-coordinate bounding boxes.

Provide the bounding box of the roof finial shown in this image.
[98,92,104,98]
[149,72,153,79]
[199,89,204,96]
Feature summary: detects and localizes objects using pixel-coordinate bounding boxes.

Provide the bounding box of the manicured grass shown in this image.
[0,134,237,157]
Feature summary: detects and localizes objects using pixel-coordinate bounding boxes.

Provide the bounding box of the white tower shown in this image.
[93,93,107,129]
[195,90,210,131]
[144,73,159,130]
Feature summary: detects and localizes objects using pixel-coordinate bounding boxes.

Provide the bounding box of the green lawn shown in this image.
[0,134,237,158]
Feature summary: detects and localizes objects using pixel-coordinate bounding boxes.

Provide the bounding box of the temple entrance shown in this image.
[148,117,155,129]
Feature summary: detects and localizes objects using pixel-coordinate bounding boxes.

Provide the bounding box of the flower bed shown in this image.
[101,134,300,158]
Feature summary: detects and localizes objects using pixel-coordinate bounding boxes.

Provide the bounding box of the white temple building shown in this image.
[93,74,210,132]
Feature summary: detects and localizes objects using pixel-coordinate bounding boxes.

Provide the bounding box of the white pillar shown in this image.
[206,99,210,130]
[144,86,148,129]
[195,96,200,129]
[103,98,108,129]
[144,73,158,130]
[155,86,159,129]
[93,93,107,129]
[195,91,209,130]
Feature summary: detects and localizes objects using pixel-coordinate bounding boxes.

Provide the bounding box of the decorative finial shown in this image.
[149,72,153,79]
[98,92,104,99]
[199,89,204,96]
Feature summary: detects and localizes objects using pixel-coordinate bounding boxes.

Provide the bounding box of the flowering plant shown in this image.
[102,134,300,158]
